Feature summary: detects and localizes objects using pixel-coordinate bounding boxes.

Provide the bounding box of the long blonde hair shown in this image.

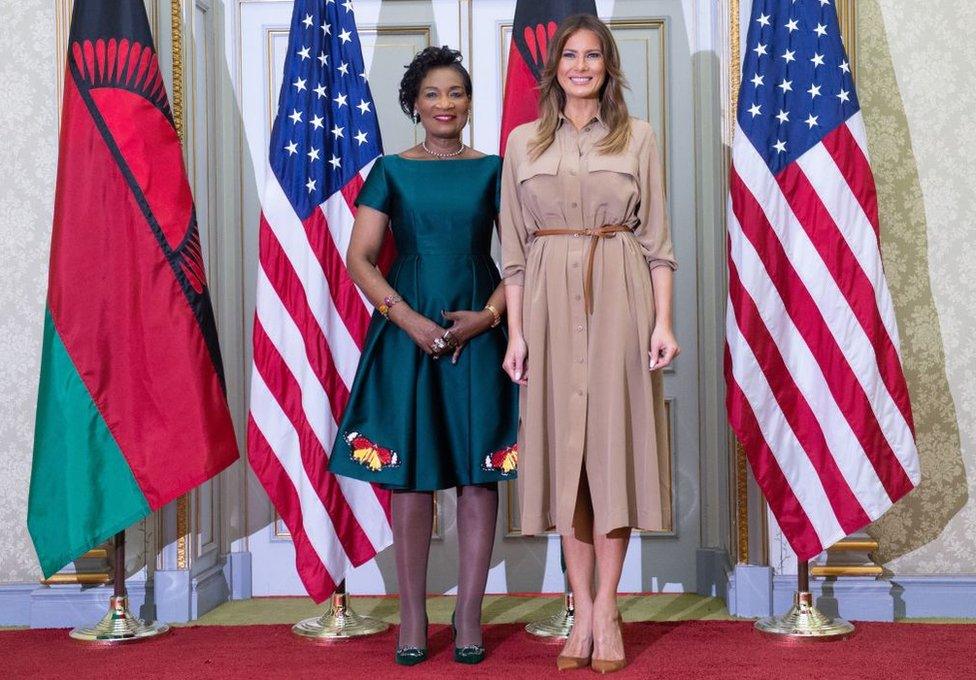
[529,14,631,159]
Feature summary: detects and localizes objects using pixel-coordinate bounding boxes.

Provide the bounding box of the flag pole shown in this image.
[525,587,575,639]
[69,531,170,643]
[526,545,574,639]
[293,579,389,640]
[754,559,854,641]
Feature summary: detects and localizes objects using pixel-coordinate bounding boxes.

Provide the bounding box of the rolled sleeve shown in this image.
[634,125,677,272]
[499,139,528,286]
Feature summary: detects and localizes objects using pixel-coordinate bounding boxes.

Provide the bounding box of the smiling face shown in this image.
[555,29,607,103]
[415,66,470,138]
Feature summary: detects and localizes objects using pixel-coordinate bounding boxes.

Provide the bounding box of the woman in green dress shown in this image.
[328,46,518,666]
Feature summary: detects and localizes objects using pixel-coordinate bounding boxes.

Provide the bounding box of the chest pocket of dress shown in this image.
[587,153,639,214]
[517,154,562,222]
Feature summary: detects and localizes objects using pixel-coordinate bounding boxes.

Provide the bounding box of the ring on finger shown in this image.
[432,337,447,352]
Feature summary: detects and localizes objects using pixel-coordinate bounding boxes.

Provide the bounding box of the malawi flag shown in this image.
[28,0,239,578]
[499,0,597,154]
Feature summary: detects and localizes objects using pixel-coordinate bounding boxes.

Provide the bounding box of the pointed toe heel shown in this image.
[454,645,487,665]
[590,614,626,673]
[394,647,428,666]
[590,658,628,674]
[555,654,591,671]
[451,611,487,664]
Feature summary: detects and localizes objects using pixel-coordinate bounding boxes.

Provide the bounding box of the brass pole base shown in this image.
[525,593,575,639]
[755,591,855,641]
[293,590,389,640]
[69,595,170,644]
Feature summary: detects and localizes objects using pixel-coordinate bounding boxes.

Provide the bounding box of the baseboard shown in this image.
[727,564,773,618]
[0,583,37,626]
[21,580,149,629]
[223,551,252,600]
[773,575,894,621]
[728,571,976,622]
[155,562,231,623]
[889,576,976,619]
[192,564,230,618]
[695,547,731,598]
[0,562,234,628]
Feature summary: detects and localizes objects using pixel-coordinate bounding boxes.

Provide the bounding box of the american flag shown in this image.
[726,0,920,561]
[247,0,393,602]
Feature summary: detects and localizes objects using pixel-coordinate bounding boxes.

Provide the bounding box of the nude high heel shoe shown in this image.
[590,615,626,674]
[555,635,592,671]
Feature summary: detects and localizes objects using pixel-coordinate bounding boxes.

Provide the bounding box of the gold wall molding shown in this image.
[171,0,190,571]
[837,0,857,76]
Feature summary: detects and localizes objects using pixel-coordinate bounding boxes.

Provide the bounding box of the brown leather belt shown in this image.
[534,225,631,314]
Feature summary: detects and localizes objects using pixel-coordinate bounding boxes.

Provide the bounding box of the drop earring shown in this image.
[413,108,420,124]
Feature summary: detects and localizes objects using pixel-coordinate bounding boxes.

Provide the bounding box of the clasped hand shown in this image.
[401,308,492,364]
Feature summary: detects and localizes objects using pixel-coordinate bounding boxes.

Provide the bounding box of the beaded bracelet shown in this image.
[378,294,402,317]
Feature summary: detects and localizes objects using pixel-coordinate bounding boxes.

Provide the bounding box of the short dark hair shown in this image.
[398,45,472,120]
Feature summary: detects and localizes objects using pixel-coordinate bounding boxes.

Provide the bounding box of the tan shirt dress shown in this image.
[500,116,676,536]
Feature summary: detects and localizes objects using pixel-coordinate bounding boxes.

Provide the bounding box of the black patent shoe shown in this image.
[451,612,487,665]
[394,646,429,666]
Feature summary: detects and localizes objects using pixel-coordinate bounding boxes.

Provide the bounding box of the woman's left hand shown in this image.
[441,309,493,364]
[649,324,680,371]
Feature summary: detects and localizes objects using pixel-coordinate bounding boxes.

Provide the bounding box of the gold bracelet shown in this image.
[484,303,501,327]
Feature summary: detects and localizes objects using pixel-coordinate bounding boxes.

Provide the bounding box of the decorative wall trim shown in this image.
[223,551,253,600]
[0,583,37,627]
[154,562,227,623]
[696,547,731,599]
[0,580,150,629]
[727,570,976,621]
[170,0,191,572]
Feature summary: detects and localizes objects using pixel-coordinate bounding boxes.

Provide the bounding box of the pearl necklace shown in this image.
[422,139,465,158]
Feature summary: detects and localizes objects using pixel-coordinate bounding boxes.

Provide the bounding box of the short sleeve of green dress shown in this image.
[328,155,519,491]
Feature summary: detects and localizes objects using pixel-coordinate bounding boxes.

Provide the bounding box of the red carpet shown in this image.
[5,621,974,679]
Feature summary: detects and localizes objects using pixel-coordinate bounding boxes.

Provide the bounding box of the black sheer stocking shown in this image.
[454,483,499,647]
[392,491,433,649]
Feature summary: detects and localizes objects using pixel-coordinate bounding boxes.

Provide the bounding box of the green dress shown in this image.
[328,155,519,491]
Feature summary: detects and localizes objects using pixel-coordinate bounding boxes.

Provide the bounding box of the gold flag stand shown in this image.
[293,581,389,640]
[69,531,171,643]
[755,560,854,641]
[525,589,575,639]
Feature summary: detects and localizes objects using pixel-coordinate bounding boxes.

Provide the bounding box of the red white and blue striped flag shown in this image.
[247,0,394,602]
[726,0,920,560]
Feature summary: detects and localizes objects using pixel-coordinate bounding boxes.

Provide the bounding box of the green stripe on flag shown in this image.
[28,309,150,578]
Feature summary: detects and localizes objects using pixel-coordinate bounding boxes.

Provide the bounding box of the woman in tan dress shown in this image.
[500,14,679,673]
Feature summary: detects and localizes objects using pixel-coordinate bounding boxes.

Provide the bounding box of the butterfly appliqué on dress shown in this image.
[483,444,518,475]
[346,432,400,472]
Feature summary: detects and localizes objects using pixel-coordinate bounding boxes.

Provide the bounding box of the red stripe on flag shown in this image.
[252,319,376,565]
[777,162,916,436]
[731,168,915,503]
[340,173,365,216]
[259,217,350,423]
[303,209,371,349]
[339,172,396,310]
[49,75,237,509]
[725,346,824,560]
[246,415,335,603]
[727,257,870,533]
[822,124,880,235]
